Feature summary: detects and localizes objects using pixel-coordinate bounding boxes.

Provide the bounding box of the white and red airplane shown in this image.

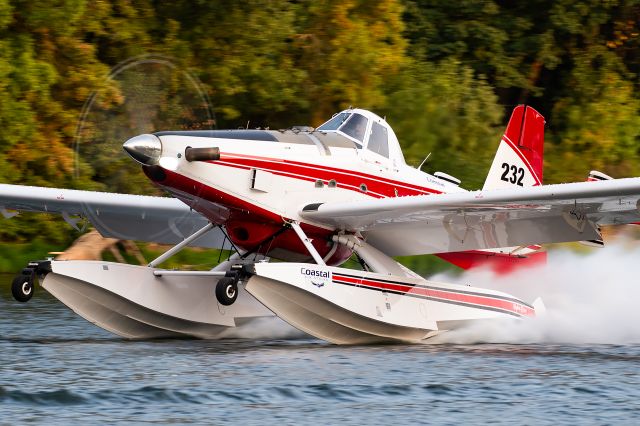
[3,105,640,343]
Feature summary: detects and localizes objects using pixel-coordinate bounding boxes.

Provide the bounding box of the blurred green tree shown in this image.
[295,0,407,125]
[154,0,309,128]
[384,59,503,189]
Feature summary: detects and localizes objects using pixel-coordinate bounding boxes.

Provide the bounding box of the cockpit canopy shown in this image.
[318,112,364,142]
[317,109,405,165]
[155,108,405,166]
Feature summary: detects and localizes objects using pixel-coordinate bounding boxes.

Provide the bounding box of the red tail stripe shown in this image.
[503,105,545,184]
[501,136,542,186]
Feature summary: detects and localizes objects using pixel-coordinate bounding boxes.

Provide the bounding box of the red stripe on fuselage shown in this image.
[216,153,443,198]
[333,274,535,317]
[222,152,441,192]
[159,168,284,223]
[214,160,388,198]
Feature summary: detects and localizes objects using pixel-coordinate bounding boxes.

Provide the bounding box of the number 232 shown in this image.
[500,163,524,186]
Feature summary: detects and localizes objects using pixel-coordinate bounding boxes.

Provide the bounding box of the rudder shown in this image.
[483,105,545,190]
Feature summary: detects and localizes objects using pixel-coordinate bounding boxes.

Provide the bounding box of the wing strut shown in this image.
[148,222,215,268]
[289,221,326,266]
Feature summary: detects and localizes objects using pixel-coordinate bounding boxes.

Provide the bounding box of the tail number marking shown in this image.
[500,163,524,186]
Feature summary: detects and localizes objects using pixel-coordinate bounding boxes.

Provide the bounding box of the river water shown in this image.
[2,242,640,424]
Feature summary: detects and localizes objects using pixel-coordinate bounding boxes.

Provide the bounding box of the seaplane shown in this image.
[3,105,640,344]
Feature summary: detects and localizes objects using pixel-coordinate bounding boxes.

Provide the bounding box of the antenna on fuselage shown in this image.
[418,152,431,171]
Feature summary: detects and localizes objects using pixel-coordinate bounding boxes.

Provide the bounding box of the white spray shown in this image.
[219,316,306,340]
[430,237,640,345]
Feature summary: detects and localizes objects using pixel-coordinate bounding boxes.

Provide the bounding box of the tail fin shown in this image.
[437,105,547,274]
[483,105,545,190]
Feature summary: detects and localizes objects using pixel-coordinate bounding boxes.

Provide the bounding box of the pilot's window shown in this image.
[317,112,350,131]
[339,114,368,144]
[368,121,389,158]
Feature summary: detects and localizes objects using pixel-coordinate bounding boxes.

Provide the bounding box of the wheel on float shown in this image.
[11,271,34,303]
[215,277,238,306]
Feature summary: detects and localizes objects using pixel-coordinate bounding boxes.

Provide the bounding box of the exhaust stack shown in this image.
[185,147,220,162]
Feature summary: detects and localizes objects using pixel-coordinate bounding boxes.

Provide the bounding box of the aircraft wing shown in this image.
[0,184,227,248]
[300,178,640,256]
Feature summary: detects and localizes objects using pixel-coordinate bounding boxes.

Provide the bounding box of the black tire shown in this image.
[215,277,238,306]
[12,272,34,303]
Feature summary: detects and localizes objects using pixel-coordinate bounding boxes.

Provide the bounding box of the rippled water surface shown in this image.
[1,272,640,425]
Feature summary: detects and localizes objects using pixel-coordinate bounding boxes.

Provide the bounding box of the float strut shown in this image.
[289,221,326,266]
[148,222,215,268]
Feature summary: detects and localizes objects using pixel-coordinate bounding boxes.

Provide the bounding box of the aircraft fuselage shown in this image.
[125,109,465,265]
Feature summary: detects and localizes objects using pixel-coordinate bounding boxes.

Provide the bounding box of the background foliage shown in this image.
[0,0,638,253]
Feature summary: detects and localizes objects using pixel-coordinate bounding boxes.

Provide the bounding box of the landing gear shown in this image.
[214,265,251,306]
[10,261,51,303]
[11,268,36,302]
[216,277,238,306]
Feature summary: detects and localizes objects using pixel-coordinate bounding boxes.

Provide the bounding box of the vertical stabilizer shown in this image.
[439,105,547,275]
[483,105,545,190]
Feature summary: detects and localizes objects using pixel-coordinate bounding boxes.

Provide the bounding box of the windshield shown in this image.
[317,112,350,131]
[339,113,368,144]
